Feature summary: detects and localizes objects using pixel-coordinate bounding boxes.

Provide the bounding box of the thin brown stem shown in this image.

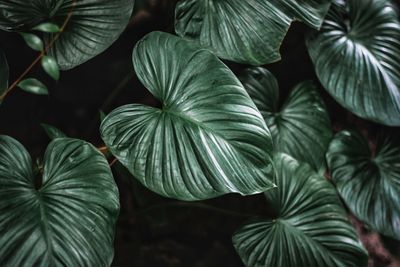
[0,0,77,100]
[109,158,118,167]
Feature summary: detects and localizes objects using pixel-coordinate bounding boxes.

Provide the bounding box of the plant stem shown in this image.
[0,0,77,100]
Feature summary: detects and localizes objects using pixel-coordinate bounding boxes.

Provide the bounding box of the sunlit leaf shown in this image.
[101,32,275,201]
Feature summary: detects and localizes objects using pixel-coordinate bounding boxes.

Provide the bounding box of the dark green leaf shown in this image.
[99,110,106,122]
[18,78,48,95]
[41,123,67,139]
[0,136,119,266]
[175,0,332,65]
[33,22,60,33]
[327,130,400,240]
[233,153,368,267]
[0,48,8,98]
[41,55,60,80]
[240,67,332,173]
[307,0,400,126]
[0,0,134,70]
[20,32,43,51]
[101,32,275,201]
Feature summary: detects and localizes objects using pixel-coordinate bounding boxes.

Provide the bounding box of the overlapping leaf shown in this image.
[327,130,400,240]
[175,0,332,65]
[101,32,275,201]
[0,0,134,69]
[0,136,119,266]
[240,67,332,172]
[307,0,400,126]
[233,153,368,267]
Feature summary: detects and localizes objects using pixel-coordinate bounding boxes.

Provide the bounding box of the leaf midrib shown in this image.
[276,218,347,267]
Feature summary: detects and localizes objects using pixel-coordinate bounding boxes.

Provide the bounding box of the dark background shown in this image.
[0,0,399,266]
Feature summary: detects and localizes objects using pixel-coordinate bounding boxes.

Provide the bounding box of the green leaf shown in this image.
[0,136,119,266]
[32,22,60,33]
[20,32,43,51]
[0,48,8,98]
[175,0,332,65]
[101,32,275,201]
[240,67,332,173]
[41,55,60,80]
[18,78,48,95]
[326,130,400,240]
[0,0,134,70]
[99,110,106,122]
[233,153,368,267]
[307,0,400,126]
[41,123,67,139]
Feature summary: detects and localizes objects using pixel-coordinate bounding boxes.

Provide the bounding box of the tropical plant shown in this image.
[0,0,399,266]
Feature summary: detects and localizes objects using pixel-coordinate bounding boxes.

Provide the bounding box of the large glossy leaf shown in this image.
[175,0,332,65]
[307,0,400,126]
[0,48,8,98]
[0,0,134,70]
[233,153,368,267]
[240,67,332,173]
[101,32,275,201]
[0,136,119,266]
[327,130,400,240]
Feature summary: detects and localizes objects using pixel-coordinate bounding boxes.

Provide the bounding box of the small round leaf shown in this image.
[41,55,60,80]
[18,78,48,95]
[20,32,43,51]
[33,22,60,33]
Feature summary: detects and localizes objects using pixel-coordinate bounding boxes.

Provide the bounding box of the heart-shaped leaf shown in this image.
[233,153,368,267]
[0,48,8,98]
[307,0,400,126]
[240,67,332,173]
[0,0,134,70]
[101,32,275,201]
[175,0,332,65]
[327,130,400,240]
[0,136,119,266]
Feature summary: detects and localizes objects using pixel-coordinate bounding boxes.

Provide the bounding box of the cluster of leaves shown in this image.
[0,0,399,266]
